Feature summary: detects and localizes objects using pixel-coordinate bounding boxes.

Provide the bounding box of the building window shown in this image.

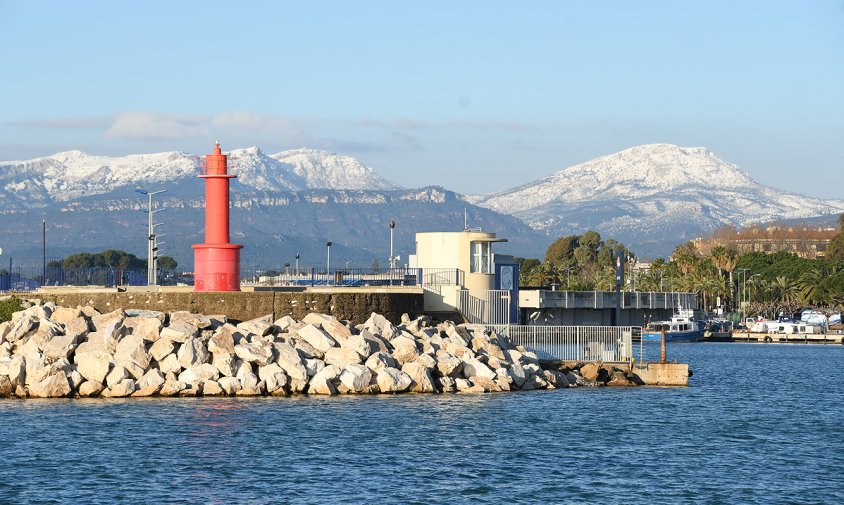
[470,241,491,273]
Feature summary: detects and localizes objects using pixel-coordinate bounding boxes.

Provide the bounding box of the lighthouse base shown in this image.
[192,243,243,292]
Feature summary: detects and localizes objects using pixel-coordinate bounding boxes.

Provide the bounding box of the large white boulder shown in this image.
[208,328,236,355]
[341,333,377,358]
[365,351,397,370]
[104,378,136,398]
[236,362,259,389]
[234,341,273,366]
[149,338,175,362]
[303,313,351,344]
[177,338,210,368]
[113,335,151,370]
[363,312,397,340]
[123,316,162,342]
[212,353,238,377]
[157,353,181,375]
[159,378,186,397]
[217,376,242,395]
[236,315,274,337]
[62,317,90,342]
[338,364,372,393]
[75,350,112,384]
[50,306,83,325]
[303,358,325,378]
[78,380,104,397]
[461,356,497,380]
[28,372,72,398]
[323,347,364,368]
[105,365,129,388]
[390,336,419,365]
[42,334,78,362]
[179,363,220,384]
[401,361,436,393]
[202,380,225,396]
[137,369,166,390]
[435,351,463,378]
[296,324,337,355]
[7,314,38,343]
[308,365,339,395]
[375,367,412,393]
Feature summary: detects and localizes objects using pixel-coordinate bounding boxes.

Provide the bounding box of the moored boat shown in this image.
[642,309,705,343]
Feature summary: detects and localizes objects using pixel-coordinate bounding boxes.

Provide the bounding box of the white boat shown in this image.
[642,308,705,343]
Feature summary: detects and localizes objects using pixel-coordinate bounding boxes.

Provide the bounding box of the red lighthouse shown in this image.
[193,141,242,291]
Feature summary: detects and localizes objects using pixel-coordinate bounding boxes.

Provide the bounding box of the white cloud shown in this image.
[104,111,208,140]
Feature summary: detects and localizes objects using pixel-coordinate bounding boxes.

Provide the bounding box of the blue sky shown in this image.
[1,0,842,197]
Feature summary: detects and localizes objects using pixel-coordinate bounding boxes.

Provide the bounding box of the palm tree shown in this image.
[711,246,738,310]
[770,275,799,304]
[798,269,825,306]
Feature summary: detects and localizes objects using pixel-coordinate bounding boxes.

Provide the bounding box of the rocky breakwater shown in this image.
[0,300,638,399]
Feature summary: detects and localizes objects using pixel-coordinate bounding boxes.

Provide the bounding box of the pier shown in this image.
[710,330,844,345]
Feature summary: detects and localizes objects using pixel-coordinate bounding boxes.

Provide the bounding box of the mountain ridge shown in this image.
[468,143,844,256]
[1,143,841,260]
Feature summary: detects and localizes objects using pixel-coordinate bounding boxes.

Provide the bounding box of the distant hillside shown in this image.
[469,144,844,258]
[0,187,547,268]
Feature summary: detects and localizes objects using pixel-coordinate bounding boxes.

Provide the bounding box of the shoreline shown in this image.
[1,300,648,400]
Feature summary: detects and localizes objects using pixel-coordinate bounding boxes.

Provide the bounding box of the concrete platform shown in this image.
[17,286,424,324]
[630,362,689,386]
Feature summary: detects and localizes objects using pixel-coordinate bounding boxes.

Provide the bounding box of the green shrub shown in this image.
[0,298,23,323]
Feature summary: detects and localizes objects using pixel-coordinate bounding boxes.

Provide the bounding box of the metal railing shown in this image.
[459,289,512,325]
[1,265,463,292]
[240,267,463,288]
[534,290,698,310]
[487,324,638,362]
[0,266,188,292]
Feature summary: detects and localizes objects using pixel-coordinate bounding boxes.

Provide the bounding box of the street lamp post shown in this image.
[136,188,167,286]
[295,254,300,276]
[326,241,332,281]
[736,268,749,321]
[388,220,396,269]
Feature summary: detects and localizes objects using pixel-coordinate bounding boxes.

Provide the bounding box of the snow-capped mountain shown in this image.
[269,148,399,191]
[469,144,844,256]
[0,147,400,210]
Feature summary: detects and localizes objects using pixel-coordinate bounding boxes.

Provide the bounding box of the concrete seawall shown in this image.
[23,287,424,324]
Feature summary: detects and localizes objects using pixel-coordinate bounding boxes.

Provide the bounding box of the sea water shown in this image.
[1,343,842,504]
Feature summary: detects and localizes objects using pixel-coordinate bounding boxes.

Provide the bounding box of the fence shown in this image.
[487,324,638,362]
[240,267,462,289]
[459,289,512,325]
[0,266,462,292]
[0,266,189,292]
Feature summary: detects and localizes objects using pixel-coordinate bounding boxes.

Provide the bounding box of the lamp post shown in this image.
[295,253,300,275]
[326,241,332,278]
[136,188,167,286]
[736,268,749,321]
[388,220,396,269]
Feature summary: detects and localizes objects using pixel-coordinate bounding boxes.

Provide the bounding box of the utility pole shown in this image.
[136,189,166,286]
[389,220,396,269]
[42,219,46,286]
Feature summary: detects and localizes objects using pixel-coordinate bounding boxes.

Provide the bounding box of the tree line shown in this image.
[515,214,844,317]
[53,250,178,270]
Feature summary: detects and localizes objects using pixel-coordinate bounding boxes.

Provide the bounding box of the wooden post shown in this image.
[660,327,667,364]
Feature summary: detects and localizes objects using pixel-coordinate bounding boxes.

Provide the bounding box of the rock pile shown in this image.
[0,300,634,399]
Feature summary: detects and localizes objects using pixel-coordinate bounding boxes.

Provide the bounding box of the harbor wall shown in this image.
[23,287,424,324]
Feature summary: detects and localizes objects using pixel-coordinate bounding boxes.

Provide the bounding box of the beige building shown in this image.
[413,231,508,314]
